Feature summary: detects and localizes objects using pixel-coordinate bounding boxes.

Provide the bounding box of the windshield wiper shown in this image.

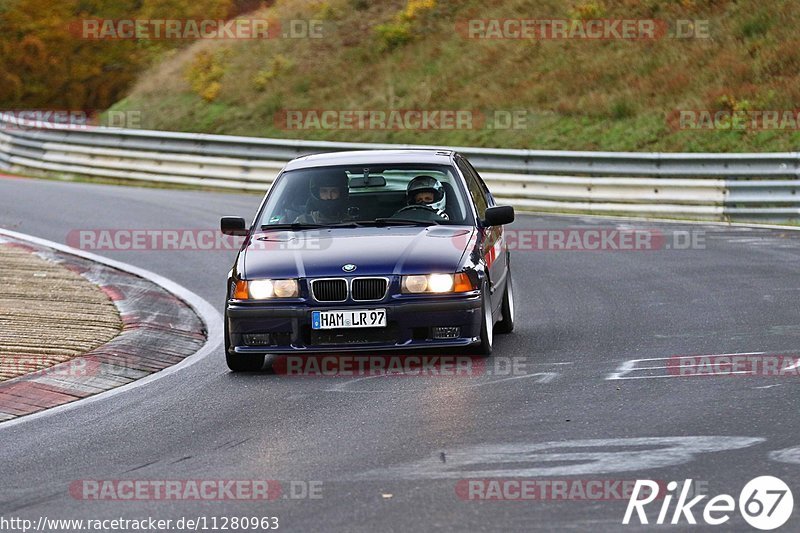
[260,221,370,231]
[370,218,439,227]
[327,221,365,228]
[259,223,326,231]
[260,219,437,231]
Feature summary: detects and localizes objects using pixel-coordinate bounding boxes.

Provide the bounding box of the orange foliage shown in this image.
[0,0,263,110]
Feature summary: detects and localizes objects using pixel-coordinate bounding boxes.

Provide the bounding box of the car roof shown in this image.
[283,149,456,171]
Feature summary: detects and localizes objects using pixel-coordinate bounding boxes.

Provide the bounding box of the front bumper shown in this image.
[226,294,482,354]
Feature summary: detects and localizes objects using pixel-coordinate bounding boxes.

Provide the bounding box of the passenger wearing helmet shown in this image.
[399,175,449,220]
[295,172,349,224]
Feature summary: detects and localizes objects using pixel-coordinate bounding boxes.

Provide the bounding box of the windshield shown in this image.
[256,164,473,228]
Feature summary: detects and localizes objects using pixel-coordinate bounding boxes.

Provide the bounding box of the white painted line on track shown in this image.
[323,370,560,393]
[466,372,558,387]
[605,359,637,380]
[0,228,223,430]
[356,436,766,480]
[769,446,800,465]
[324,374,389,393]
[606,370,752,380]
[606,353,762,380]
[606,351,799,380]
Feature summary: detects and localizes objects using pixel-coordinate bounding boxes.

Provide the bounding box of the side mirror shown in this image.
[221,216,248,236]
[483,205,515,227]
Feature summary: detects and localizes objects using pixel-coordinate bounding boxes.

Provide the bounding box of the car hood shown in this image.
[241,226,475,279]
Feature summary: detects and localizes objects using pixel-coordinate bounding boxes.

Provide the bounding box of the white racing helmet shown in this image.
[406,175,447,218]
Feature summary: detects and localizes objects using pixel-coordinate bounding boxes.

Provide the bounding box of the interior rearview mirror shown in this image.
[349,175,387,188]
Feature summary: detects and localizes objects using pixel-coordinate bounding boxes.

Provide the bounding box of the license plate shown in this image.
[312,309,387,330]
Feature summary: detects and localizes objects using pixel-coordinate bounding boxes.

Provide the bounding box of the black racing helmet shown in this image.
[309,172,349,215]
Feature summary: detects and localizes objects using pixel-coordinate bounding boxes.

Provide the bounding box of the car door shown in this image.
[456,156,508,312]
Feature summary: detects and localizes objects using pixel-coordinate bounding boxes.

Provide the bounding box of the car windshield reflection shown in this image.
[257,164,472,228]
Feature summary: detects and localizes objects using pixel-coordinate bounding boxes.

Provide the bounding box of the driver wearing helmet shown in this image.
[402,175,449,220]
[295,172,349,224]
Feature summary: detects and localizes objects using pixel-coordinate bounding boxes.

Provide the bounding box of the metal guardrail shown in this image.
[1,114,798,222]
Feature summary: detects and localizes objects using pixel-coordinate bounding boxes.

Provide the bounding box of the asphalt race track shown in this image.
[1,176,798,531]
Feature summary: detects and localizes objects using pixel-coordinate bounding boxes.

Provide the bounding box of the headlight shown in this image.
[402,275,429,293]
[428,273,454,292]
[233,279,299,299]
[273,279,299,298]
[249,279,274,299]
[401,273,475,294]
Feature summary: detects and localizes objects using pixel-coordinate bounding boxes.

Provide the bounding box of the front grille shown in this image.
[310,325,398,346]
[352,278,388,301]
[312,279,347,302]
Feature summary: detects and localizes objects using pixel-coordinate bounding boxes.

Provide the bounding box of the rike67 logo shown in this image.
[624,476,793,530]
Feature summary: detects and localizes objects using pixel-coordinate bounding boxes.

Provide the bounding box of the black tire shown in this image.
[473,281,494,356]
[495,271,515,334]
[225,316,265,372]
[226,352,264,372]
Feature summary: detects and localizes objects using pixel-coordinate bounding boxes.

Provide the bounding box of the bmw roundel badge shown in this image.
[342,263,357,272]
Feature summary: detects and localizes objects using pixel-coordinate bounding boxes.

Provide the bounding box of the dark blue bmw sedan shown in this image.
[221,149,515,371]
